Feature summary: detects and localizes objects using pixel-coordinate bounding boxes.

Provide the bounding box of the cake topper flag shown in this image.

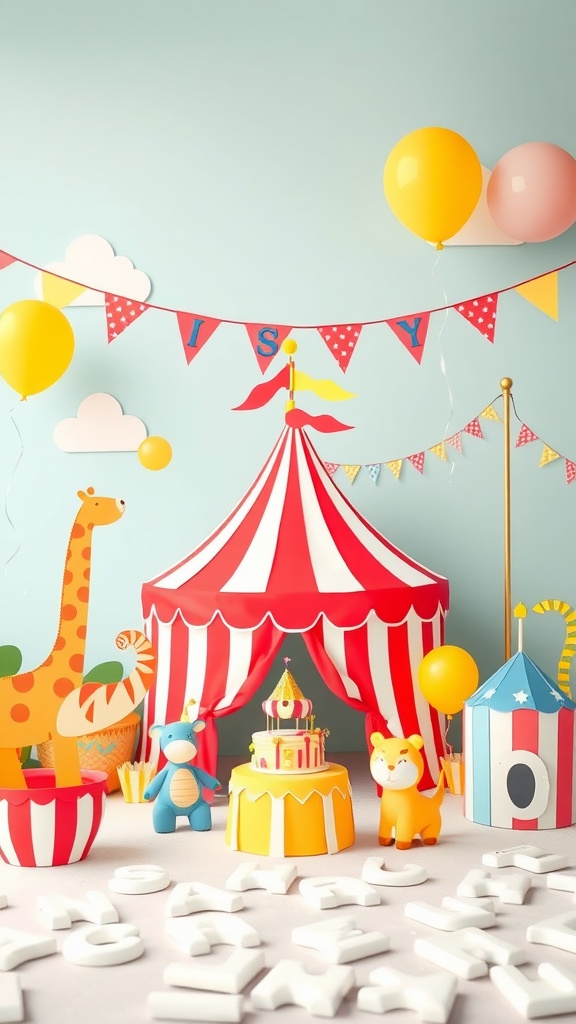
[0,489,157,789]
[232,340,355,432]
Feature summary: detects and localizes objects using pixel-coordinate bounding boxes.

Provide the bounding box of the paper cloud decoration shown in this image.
[432,167,524,247]
[36,235,152,307]
[54,393,148,452]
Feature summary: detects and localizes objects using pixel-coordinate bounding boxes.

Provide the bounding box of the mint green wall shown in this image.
[0,1,575,755]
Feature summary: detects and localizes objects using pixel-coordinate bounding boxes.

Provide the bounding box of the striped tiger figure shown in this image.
[57,629,156,736]
[532,599,576,697]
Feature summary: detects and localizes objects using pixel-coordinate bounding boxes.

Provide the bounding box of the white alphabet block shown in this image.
[292,915,390,964]
[527,910,576,954]
[0,929,57,971]
[166,883,243,917]
[491,961,576,1019]
[164,949,265,994]
[165,914,260,956]
[404,896,496,931]
[37,890,119,929]
[361,857,427,887]
[148,990,244,1022]
[414,927,527,980]
[357,965,457,1023]
[225,862,297,895]
[456,868,531,905]
[299,876,380,910]
[62,923,144,967]
[251,959,355,1017]
[547,873,576,899]
[482,845,568,874]
[108,864,170,895]
[0,899,6,912]
[0,974,23,1022]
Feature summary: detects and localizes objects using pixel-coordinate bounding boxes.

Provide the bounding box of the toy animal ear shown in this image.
[77,490,87,501]
[370,732,385,748]
[191,719,206,734]
[148,724,164,739]
[407,734,424,750]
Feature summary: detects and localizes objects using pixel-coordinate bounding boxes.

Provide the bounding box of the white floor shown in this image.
[3,752,576,1024]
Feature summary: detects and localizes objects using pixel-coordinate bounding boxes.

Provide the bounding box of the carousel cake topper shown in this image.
[250,658,329,774]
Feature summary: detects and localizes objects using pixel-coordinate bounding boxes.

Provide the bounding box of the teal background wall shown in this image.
[0,1,575,756]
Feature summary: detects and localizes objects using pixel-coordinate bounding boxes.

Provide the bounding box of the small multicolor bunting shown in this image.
[365,463,381,484]
[429,442,447,461]
[342,464,361,484]
[464,417,484,439]
[386,312,431,364]
[324,462,340,478]
[454,293,498,343]
[516,423,539,448]
[481,404,501,422]
[446,433,463,453]
[317,323,363,372]
[540,444,561,468]
[566,460,576,485]
[408,452,425,474]
[386,460,402,479]
[105,295,149,343]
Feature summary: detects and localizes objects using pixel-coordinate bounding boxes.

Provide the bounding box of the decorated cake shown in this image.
[249,658,329,774]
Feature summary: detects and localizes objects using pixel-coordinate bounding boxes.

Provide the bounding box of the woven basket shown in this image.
[37,713,140,793]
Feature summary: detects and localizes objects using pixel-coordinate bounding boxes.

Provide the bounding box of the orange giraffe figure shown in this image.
[0,489,156,790]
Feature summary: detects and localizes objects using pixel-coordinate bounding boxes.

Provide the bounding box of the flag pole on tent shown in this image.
[501,377,513,661]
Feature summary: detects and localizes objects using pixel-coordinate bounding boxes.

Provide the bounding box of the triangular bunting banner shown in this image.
[342,464,360,484]
[429,442,447,461]
[516,423,539,448]
[0,251,17,271]
[317,323,363,372]
[41,273,87,309]
[176,312,221,365]
[365,463,381,484]
[408,452,425,474]
[539,444,560,468]
[566,459,576,485]
[245,323,292,374]
[105,294,149,343]
[446,432,463,453]
[515,272,559,321]
[464,417,484,439]
[386,312,431,364]
[454,293,498,343]
[386,459,402,479]
[323,462,340,478]
[481,404,501,422]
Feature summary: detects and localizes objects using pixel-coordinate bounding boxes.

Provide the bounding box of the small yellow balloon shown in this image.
[417,645,479,716]
[0,299,75,398]
[138,436,172,471]
[384,127,482,247]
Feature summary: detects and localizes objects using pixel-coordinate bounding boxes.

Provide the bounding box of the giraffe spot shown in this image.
[71,523,85,539]
[69,653,84,674]
[54,636,66,651]
[54,677,74,698]
[77,586,89,603]
[44,655,54,668]
[87,522,95,530]
[77,625,87,640]
[64,569,73,585]
[83,568,91,581]
[10,704,30,723]
[82,546,91,560]
[62,604,77,621]
[12,672,34,693]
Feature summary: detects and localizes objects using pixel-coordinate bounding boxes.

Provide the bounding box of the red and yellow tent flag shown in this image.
[232,366,289,411]
[233,364,355,412]
[292,370,355,401]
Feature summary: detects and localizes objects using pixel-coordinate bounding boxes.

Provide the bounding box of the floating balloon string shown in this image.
[4,402,24,574]
[431,250,454,479]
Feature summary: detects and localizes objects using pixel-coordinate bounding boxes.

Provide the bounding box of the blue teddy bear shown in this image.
[143,717,221,834]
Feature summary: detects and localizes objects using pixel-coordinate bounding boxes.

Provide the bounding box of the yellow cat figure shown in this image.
[370,733,445,850]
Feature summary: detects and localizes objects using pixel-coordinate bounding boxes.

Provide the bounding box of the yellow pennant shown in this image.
[539,444,560,467]
[386,459,402,479]
[515,272,558,321]
[41,271,87,309]
[293,370,356,401]
[343,464,360,484]
[480,404,501,422]
[429,442,447,461]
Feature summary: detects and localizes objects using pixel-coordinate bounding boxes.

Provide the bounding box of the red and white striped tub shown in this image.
[0,769,107,867]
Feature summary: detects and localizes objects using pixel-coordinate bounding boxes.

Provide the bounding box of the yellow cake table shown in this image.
[226,762,355,856]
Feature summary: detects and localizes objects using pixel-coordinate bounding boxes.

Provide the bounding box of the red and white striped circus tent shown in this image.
[139,425,450,789]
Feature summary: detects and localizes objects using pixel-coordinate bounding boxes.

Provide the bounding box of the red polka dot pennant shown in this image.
[105,294,149,343]
[317,324,363,372]
[453,293,498,343]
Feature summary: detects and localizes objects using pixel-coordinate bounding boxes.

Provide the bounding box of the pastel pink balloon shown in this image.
[487,142,576,242]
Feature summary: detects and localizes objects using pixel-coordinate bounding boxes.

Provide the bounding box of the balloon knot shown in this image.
[435,242,444,251]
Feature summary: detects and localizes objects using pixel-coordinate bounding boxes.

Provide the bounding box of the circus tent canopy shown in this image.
[140,425,450,788]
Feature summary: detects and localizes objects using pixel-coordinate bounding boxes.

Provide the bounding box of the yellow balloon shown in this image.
[384,127,482,247]
[138,436,172,471]
[0,299,75,398]
[417,645,479,716]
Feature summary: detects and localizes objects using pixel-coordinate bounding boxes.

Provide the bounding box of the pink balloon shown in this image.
[487,143,576,242]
